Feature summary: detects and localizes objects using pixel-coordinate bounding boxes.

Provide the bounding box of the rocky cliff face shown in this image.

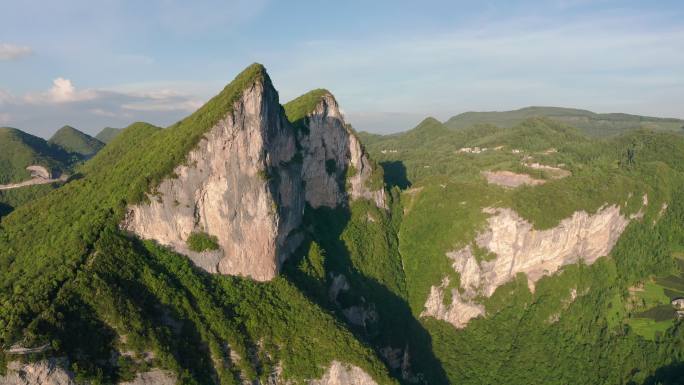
[0,361,175,385]
[0,360,75,385]
[423,204,632,327]
[122,83,387,281]
[0,360,378,385]
[122,77,304,281]
[298,92,385,209]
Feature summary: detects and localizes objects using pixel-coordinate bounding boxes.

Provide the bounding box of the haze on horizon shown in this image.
[0,0,682,137]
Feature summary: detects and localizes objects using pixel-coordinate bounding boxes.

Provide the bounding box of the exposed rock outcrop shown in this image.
[297,92,386,209]
[523,162,571,179]
[0,361,176,385]
[122,79,388,281]
[0,360,75,385]
[122,75,304,281]
[0,166,66,191]
[308,361,378,385]
[26,165,52,179]
[423,205,631,328]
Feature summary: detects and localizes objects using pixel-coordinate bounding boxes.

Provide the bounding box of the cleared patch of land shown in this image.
[482,170,546,188]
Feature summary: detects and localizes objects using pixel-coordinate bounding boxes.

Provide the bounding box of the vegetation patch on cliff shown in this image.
[186,231,219,252]
[283,88,330,135]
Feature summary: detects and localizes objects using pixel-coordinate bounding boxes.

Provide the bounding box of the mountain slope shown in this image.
[95,127,122,143]
[281,90,452,383]
[0,127,71,184]
[49,125,105,156]
[444,106,684,137]
[360,113,684,384]
[0,64,396,385]
[0,128,73,218]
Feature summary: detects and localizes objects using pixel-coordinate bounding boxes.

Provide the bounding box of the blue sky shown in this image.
[1,0,683,137]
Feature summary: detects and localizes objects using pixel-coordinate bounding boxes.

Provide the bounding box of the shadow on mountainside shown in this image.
[36,228,250,384]
[380,161,412,190]
[0,202,12,219]
[282,203,449,385]
[638,361,684,385]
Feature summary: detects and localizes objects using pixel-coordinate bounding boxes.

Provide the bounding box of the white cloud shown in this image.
[49,77,96,103]
[24,77,97,104]
[0,43,32,61]
[2,77,209,137]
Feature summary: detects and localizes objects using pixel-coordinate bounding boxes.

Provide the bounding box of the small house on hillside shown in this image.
[671,298,684,310]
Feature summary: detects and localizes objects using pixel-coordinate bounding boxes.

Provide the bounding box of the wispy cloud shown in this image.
[1,77,206,136]
[122,99,203,112]
[0,43,32,61]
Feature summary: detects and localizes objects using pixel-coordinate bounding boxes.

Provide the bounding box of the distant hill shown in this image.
[0,127,71,184]
[444,106,684,137]
[95,127,122,143]
[49,125,104,156]
[358,117,451,149]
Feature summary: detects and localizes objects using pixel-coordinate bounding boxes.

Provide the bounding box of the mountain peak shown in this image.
[0,126,71,184]
[48,125,104,156]
[95,127,122,143]
[174,63,273,134]
[283,88,334,126]
[418,116,441,126]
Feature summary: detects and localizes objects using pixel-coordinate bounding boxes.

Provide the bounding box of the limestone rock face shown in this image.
[122,78,304,281]
[423,205,631,328]
[121,84,386,281]
[0,361,177,385]
[308,361,379,385]
[298,92,386,209]
[26,165,52,179]
[0,360,75,385]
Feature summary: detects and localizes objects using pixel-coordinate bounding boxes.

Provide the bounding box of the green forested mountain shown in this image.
[443,106,684,137]
[0,127,71,184]
[0,127,71,217]
[361,115,684,384]
[95,127,123,143]
[0,65,396,385]
[49,125,105,156]
[1,65,684,385]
